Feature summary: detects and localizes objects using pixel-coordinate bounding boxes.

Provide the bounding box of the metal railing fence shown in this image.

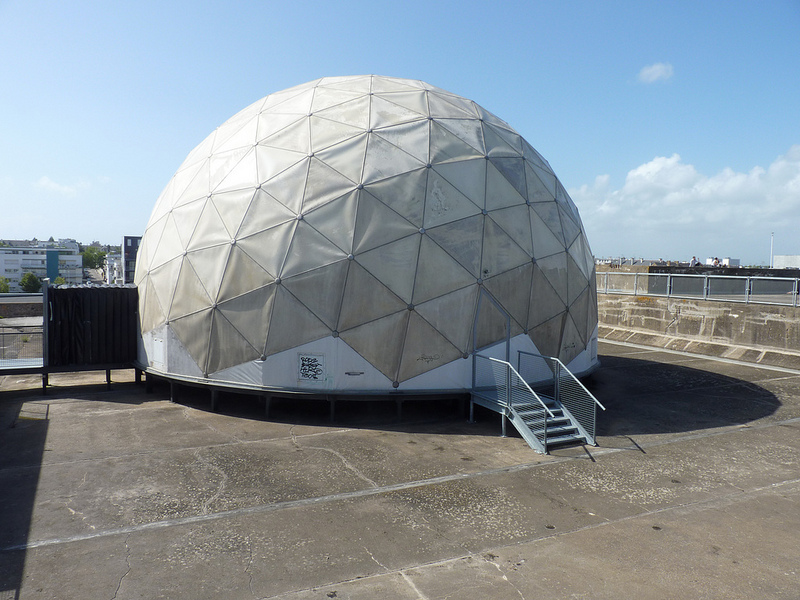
[597,272,800,306]
[0,325,44,368]
[473,353,552,449]
[518,351,605,445]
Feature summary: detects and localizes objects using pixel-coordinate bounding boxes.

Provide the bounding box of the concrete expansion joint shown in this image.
[399,571,430,600]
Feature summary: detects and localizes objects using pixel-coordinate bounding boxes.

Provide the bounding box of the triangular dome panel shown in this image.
[483,262,533,330]
[412,236,477,304]
[217,245,275,303]
[356,234,420,303]
[426,215,484,277]
[170,308,213,374]
[210,188,255,238]
[338,262,406,331]
[169,257,214,321]
[304,189,359,253]
[340,310,409,382]
[265,286,330,356]
[217,284,276,354]
[314,134,368,183]
[529,264,568,329]
[207,310,261,374]
[424,169,482,228]
[433,158,486,208]
[415,285,478,353]
[370,95,427,129]
[236,220,296,278]
[364,168,427,227]
[398,312,462,382]
[353,190,418,254]
[489,205,533,256]
[302,158,358,212]
[528,313,564,358]
[372,120,430,163]
[281,220,348,279]
[149,213,185,271]
[282,260,349,330]
[480,218,531,278]
[363,133,426,184]
[429,120,484,164]
[186,199,231,251]
[186,244,232,304]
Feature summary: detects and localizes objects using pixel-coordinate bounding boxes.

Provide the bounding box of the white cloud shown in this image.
[638,62,674,83]
[34,176,95,197]
[569,145,800,263]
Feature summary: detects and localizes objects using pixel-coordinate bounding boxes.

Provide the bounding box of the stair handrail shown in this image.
[485,356,555,418]
[517,351,605,411]
[550,357,605,411]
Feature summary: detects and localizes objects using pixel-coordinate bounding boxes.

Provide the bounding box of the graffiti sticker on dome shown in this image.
[298,353,326,382]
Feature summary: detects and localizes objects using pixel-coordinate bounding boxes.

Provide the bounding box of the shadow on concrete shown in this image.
[0,379,147,599]
[151,378,503,437]
[589,354,781,437]
[0,400,48,600]
[152,350,784,442]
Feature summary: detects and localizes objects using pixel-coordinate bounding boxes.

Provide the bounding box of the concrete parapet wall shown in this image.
[598,294,800,370]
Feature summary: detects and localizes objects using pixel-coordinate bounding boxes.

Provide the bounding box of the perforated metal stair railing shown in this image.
[517,351,606,446]
[471,352,605,454]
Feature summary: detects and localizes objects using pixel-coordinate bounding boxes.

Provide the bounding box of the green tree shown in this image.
[19,272,42,293]
[0,277,9,293]
[53,276,67,285]
[82,246,107,269]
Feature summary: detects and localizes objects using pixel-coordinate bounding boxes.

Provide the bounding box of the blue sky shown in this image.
[1,0,798,264]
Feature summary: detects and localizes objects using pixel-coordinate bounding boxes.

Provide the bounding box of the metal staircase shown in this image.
[471,352,604,454]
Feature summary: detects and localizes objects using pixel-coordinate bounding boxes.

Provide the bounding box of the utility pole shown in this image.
[770,232,774,269]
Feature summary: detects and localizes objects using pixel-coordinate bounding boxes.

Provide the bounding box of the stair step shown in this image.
[546,433,586,446]
[529,424,576,437]
[545,424,578,436]
[516,407,564,419]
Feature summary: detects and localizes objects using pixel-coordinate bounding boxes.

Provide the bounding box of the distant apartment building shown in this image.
[0,238,83,291]
[122,235,140,284]
[105,236,141,284]
[105,253,122,284]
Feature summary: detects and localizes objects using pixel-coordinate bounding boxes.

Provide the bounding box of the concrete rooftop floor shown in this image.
[1,340,799,599]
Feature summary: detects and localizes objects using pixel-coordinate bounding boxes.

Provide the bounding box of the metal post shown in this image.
[554,361,560,404]
[506,363,512,410]
[795,279,799,308]
[42,279,50,392]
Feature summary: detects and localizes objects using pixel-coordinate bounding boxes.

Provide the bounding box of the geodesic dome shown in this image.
[135,75,598,392]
